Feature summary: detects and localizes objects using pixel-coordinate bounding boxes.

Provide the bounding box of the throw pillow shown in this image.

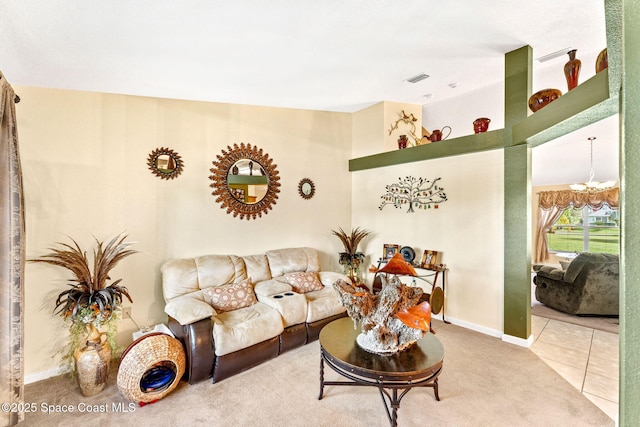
[202,278,257,312]
[285,272,323,293]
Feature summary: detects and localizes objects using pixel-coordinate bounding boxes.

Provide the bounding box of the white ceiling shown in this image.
[0,0,617,186]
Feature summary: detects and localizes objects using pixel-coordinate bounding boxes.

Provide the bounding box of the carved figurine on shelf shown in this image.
[333,254,432,355]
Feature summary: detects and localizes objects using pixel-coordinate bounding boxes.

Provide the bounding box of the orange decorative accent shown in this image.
[378,253,417,276]
[395,301,432,331]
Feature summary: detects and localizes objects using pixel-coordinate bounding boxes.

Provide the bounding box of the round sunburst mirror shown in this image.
[209,143,281,220]
[298,178,315,200]
[147,147,184,180]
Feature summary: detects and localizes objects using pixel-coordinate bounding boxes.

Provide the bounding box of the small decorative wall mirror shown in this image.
[147,147,184,180]
[298,178,315,200]
[209,143,281,220]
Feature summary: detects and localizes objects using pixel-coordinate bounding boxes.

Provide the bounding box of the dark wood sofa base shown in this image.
[169,314,346,384]
[212,336,280,383]
[280,323,307,353]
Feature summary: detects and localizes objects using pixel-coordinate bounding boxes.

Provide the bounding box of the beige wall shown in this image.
[17,86,353,380]
[351,149,505,335]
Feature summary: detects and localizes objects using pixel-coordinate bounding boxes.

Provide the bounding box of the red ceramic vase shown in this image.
[564,49,581,91]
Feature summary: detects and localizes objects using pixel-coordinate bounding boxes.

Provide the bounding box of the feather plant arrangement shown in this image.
[29,233,138,372]
[331,227,371,282]
[30,233,137,325]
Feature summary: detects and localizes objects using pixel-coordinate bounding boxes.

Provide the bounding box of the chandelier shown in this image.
[569,137,616,193]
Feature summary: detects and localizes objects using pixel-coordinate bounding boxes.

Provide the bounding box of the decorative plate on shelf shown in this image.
[400,246,415,263]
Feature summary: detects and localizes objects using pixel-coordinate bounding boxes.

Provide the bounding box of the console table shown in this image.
[319,317,444,427]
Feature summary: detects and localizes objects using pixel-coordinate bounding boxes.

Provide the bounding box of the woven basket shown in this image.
[117,332,186,403]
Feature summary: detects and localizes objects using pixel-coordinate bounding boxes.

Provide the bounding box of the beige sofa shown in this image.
[161,247,348,383]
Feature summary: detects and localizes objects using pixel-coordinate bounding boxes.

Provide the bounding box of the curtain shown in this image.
[0,71,25,426]
[534,188,619,263]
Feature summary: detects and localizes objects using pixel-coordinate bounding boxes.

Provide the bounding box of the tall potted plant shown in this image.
[29,233,137,396]
[331,227,371,283]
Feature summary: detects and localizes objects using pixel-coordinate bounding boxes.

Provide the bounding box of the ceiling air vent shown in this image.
[404,73,430,83]
[537,48,572,63]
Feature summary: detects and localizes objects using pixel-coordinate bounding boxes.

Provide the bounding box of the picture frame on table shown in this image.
[383,244,399,260]
[420,250,439,269]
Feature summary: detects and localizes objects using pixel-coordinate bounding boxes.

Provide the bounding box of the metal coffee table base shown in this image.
[319,352,441,427]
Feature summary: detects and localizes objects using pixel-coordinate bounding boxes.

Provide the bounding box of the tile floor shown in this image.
[531,314,619,423]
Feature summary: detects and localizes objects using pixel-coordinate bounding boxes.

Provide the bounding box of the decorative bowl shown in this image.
[528,89,562,113]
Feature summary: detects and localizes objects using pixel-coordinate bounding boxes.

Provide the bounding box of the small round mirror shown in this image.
[148,147,184,180]
[298,178,315,200]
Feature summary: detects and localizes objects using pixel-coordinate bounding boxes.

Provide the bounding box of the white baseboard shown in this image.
[24,365,69,385]
[502,333,534,348]
[438,315,503,339]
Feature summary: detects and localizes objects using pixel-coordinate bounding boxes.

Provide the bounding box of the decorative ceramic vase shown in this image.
[564,49,581,91]
[596,48,608,73]
[473,118,491,133]
[428,126,451,142]
[528,88,562,112]
[397,134,408,149]
[74,323,112,397]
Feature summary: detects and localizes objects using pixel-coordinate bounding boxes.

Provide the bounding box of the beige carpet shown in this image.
[23,321,613,427]
[531,301,619,334]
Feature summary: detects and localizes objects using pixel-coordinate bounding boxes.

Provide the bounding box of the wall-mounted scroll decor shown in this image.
[379,176,447,213]
[147,147,184,180]
[209,143,281,220]
[297,178,315,200]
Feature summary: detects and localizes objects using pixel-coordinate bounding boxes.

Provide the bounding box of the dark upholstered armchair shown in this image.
[533,253,619,316]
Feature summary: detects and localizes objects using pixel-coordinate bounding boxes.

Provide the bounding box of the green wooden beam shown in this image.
[348,129,505,172]
[620,0,639,423]
[503,46,532,340]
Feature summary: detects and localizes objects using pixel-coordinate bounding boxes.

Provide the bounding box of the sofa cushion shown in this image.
[242,253,272,283]
[195,254,247,288]
[202,278,257,312]
[212,303,284,356]
[304,286,346,323]
[265,247,320,277]
[285,272,324,293]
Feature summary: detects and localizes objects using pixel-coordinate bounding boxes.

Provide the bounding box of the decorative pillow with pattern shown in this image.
[202,278,257,312]
[285,272,324,293]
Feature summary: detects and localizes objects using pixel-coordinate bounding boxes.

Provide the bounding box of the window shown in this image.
[547,205,619,254]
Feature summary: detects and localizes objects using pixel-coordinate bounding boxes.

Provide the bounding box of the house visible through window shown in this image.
[547,205,619,254]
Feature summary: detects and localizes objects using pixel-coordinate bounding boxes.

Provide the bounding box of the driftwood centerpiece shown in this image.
[333,254,431,355]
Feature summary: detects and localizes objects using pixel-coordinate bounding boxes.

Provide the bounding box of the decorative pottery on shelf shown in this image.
[74,323,112,397]
[397,134,408,149]
[564,49,581,91]
[596,48,608,73]
[528,88,562,113]
[428,126,451,142]
[333,253,432,355]
[473,118,491,134]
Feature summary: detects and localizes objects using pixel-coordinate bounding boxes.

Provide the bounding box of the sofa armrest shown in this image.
[168,316,215,384]
[165,294,216,325]
[534,266,566,282]
[319,271,351,287]
[254,278,292,298]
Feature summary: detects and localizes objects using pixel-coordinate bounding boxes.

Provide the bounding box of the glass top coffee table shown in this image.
[319,317,444,427]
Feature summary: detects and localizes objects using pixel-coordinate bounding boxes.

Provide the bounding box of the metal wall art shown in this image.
[297,178,315,200]
[209,143,280,220]
[387,110,422,147]
[147,147,184,180]
[379,176,447,213]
